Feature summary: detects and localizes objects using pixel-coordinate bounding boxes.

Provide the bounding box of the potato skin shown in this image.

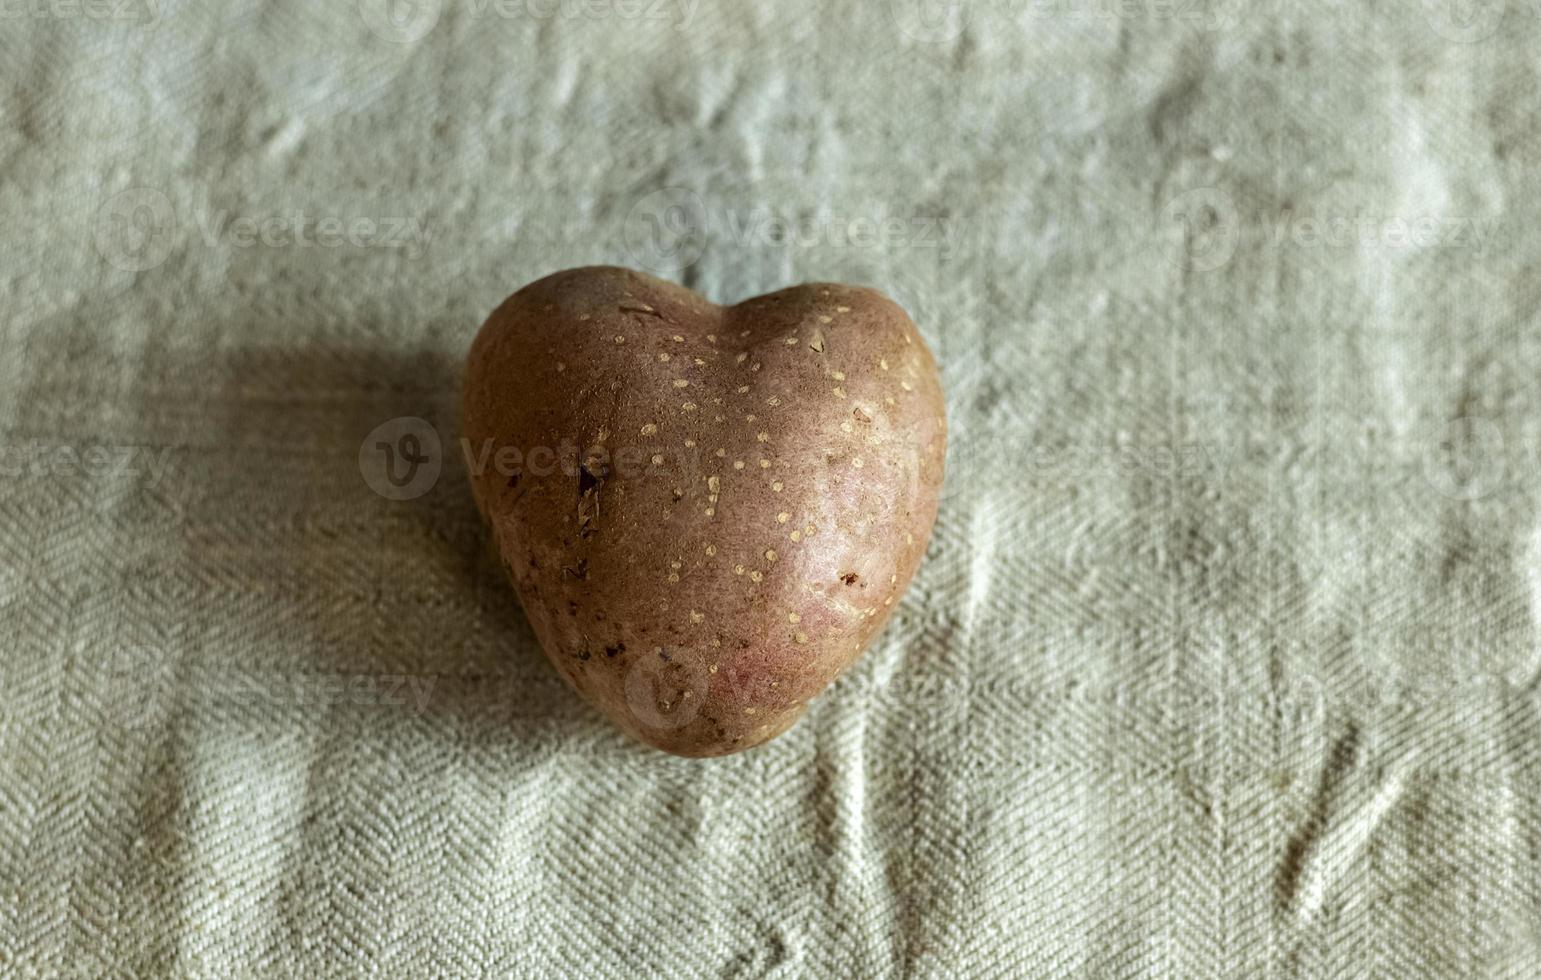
[462,266,945,756]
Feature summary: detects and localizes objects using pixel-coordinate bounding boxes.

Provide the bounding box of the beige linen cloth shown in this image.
[3,0,1540,975]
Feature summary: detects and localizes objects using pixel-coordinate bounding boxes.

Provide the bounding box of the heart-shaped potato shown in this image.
[462,267,945,756]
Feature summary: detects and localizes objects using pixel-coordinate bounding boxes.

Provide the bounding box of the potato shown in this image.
[462,266,945,756]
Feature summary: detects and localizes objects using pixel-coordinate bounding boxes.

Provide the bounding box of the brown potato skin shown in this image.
[462,266,945,756]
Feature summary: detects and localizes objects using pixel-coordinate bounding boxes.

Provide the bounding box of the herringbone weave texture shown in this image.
[3,0,1540,975]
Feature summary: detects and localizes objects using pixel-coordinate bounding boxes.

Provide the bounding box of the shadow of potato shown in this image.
[102,338,604,742]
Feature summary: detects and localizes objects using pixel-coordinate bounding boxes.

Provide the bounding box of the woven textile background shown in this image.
[4,0,1541,975]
